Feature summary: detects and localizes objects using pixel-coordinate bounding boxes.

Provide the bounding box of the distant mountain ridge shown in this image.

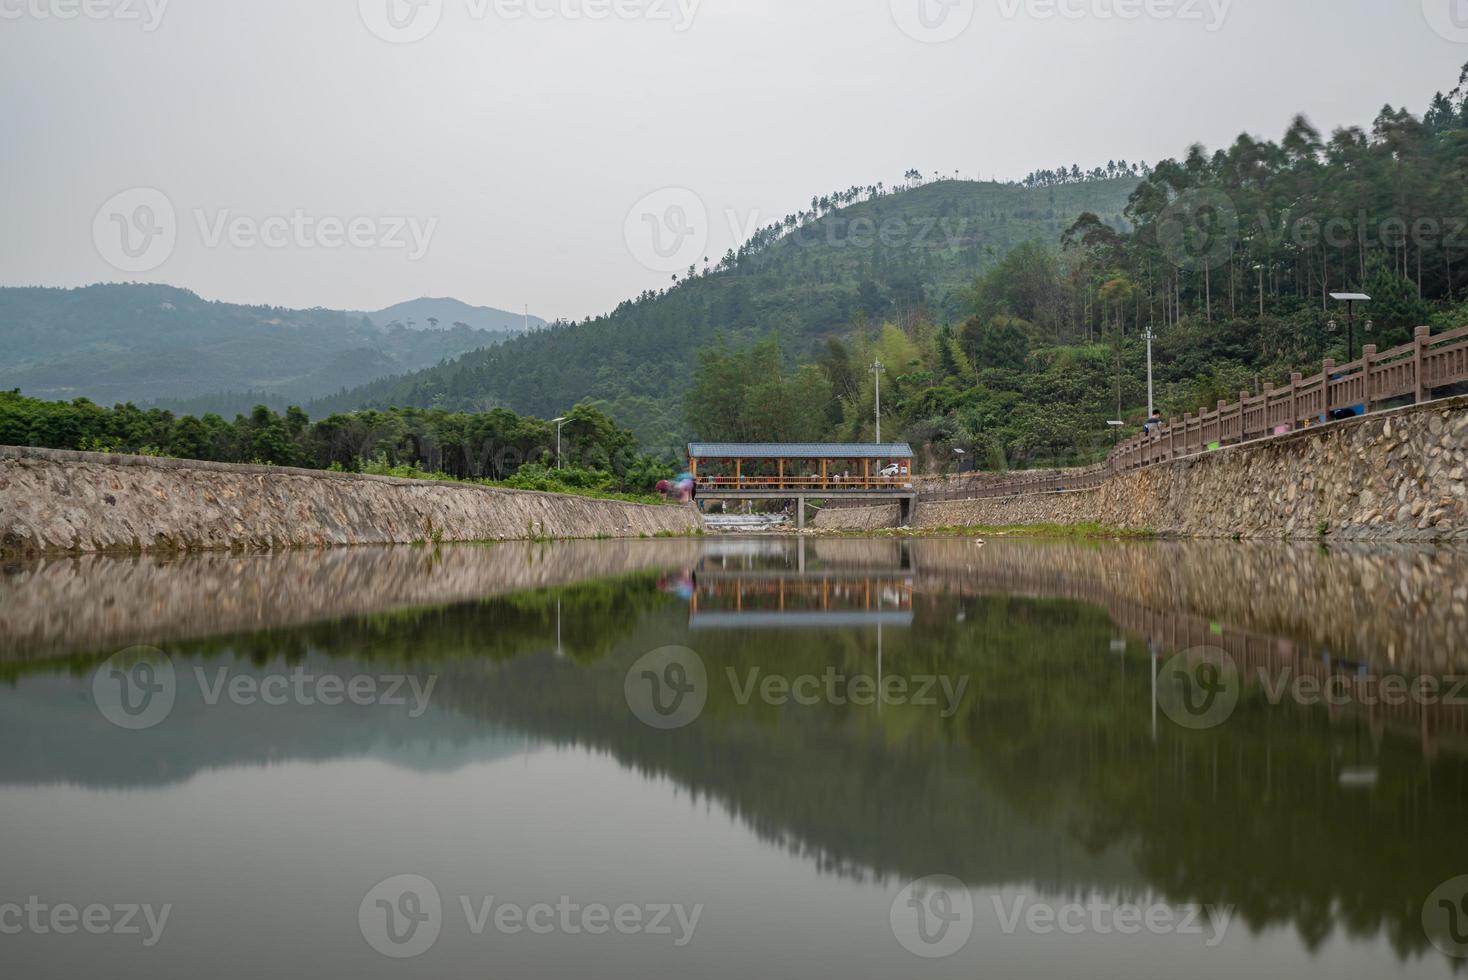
[358,297,546,334]
[0,284,543,412]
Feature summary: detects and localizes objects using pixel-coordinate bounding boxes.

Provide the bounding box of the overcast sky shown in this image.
[2,0,1465,321]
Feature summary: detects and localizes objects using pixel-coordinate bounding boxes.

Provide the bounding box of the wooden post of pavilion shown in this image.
[778,458,784,490]
[863,458,871,489]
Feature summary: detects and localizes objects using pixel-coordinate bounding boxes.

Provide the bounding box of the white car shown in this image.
[879,464,904,477]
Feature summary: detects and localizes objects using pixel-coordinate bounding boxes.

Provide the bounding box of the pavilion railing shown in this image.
[919,324,1468,503]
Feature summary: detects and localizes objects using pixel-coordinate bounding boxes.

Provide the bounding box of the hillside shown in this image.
[0,284,527,410]
[360,297,545,334]
[308,178,1139,444]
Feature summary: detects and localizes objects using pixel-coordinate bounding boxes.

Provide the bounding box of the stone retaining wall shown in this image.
[814,397,1468,541]
[0,446,703,558]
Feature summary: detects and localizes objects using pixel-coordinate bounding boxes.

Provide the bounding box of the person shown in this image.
[1143,411,1164,435]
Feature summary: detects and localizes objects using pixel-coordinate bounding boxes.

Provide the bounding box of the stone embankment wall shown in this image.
[815,397,1468,541]
[0,447,702,558]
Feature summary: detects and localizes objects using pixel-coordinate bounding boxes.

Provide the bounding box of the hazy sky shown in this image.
[2,0,1466,321]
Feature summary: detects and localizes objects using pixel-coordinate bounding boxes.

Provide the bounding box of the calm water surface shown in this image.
[2,536,1468,979]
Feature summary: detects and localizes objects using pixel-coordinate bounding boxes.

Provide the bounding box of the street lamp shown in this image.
[870,359,886,444]
[551,416,568,470]
[1329,293,1372,362]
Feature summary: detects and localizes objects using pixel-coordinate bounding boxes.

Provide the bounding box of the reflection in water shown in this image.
[1,537,1467,978]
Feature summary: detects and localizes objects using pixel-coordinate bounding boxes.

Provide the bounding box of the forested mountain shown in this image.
[687,66,1468,470]
[308,178,1140,446]
[0,284,527,411]
[359,297,545,334]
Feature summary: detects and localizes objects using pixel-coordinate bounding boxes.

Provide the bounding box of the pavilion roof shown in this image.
[687,443,914,460]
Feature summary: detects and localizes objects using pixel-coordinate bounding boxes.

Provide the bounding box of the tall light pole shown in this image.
[1254,262,1265,318]
[1144,326,1156,420]
[551,416,568,470]
[870,359,885,444]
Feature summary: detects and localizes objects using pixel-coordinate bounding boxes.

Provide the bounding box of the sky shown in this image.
[1,0,1466,322]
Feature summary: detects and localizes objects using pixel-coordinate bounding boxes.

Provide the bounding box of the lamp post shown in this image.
[1329,293,1372,362]
[1254,262,1265,317]
[551,416,568,470]
[870,359,885,444]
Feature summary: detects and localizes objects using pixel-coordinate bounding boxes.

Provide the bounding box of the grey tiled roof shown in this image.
[687,443,914,460]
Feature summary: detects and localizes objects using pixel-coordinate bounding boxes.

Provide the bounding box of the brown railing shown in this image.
[920,324,1468,502]
[697,475,912,493]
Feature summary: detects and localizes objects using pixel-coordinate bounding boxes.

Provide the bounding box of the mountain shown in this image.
[308,178,1139,443]
[0,284,531,411]
[359,297,545,334]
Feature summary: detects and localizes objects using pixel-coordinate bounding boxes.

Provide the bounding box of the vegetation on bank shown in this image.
[0,391,678,502]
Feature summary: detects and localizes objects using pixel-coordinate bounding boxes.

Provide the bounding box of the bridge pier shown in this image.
[797,496,806,531]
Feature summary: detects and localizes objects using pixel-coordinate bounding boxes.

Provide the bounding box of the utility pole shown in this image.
[1144,326,1156,419]
[870,359,885,444]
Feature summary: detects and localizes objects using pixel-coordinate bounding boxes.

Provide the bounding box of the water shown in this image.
[2,536,1468,978]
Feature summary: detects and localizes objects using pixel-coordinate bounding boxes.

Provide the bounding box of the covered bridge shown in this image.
[687,443,917,528]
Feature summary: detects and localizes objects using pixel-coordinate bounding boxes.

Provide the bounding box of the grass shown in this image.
[354,457,671,507]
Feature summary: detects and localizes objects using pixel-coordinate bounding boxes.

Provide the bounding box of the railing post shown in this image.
[1414,325,1431,403]
[1262,383,1275,434]
[1360,344,1377,413]
[1168,417,1178,460]
[1289,373,1302,429]
[1322,358,1336,418]
[1239,391,1251,442]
